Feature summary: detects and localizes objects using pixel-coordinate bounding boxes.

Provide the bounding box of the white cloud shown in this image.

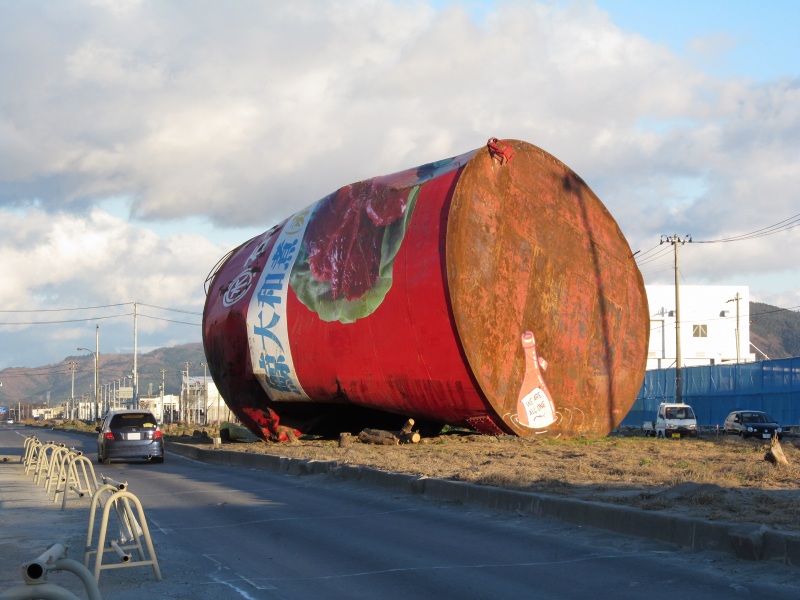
[0,0,799,368]
[0,206,226,308]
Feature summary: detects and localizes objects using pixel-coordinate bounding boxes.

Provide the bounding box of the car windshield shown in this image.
[109,413,157,430]
[741,412,774,424]
[665,407,695,419]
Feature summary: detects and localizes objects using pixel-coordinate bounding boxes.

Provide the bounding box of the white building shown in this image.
[137,394,180,423]
[646,285,755,370]
[182,375,231,424]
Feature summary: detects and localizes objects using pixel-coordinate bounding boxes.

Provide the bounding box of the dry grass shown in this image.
[203,430,800,531]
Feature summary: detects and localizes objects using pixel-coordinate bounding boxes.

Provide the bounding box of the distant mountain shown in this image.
[749,302,800,360]
[0,343,207,407]
[2,302,797,408]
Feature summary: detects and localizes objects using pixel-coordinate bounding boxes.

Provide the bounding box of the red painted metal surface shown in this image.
[202,139,649,441]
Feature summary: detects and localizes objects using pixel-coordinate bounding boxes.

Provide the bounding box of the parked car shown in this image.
[643,402,697,438]
[96,409,164,464]
[723,410,782,440]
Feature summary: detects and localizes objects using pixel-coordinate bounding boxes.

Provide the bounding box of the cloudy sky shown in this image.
[1,0,798,373]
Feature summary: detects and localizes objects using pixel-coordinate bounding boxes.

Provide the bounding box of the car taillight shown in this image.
[154,430,162,439]
[104,432,114,440]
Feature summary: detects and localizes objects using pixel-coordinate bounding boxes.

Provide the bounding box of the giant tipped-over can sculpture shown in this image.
[202,138,649,441]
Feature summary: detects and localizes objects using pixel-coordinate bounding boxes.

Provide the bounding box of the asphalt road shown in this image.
[3,424,800,599]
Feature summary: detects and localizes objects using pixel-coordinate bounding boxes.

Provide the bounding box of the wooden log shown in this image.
[765,434,789,467]
[399,431,421,444]
[362,428,399,440]
[399,419,415,435]
[358,430,398,445]
[357,422,421,445]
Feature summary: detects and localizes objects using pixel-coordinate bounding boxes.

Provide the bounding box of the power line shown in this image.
[633,213,799,271]
[634,245,673,267]
[0,312,133,326]
[748,304,800,319]
[137,303,202,316]
[0,302,132,313]
[693,213,800,244]
[0,300,203,326]
[638,263,674,278]
[138,313,202,326]
[631,243,667,262]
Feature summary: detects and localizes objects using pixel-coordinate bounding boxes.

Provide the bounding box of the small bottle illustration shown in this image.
[516,330,557,428]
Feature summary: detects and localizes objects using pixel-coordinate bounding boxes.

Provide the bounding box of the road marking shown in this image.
[204,554,278,595]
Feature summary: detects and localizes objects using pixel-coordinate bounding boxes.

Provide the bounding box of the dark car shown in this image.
[96,409,164,464]
[723,410,782,440]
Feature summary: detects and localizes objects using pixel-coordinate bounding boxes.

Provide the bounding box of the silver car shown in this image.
[96,409,165,464]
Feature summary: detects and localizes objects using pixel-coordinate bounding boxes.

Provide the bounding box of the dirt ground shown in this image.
[178,429,800,533]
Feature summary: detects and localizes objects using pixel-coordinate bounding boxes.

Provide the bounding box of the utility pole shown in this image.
[78,329,100,421]
[183,362,192,424]
[133,302,139,406]
[160,369,166,425]
[95,325,100,420]
[200,362,207,426]
[726,292,741,363]
[661,234,691,403]
[69,361,77,420]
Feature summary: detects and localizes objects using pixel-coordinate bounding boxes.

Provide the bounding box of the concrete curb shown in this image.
[169,442,800,567]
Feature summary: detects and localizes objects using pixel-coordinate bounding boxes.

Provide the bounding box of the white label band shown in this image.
[247,208,312,402]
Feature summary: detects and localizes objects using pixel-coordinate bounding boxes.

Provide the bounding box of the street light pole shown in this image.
[69,361,77,420]
[78,343,99,421]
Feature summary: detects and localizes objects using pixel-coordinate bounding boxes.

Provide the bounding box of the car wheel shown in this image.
[738,431,745,438]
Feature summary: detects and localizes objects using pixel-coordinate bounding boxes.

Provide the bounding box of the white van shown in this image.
[654,402,697,439]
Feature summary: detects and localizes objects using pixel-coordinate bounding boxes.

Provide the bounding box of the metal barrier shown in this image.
[21,436,39,465]
[10,437,163,589]
[0,542,102,600]
[55,453,99,511]
[20,439,96,511]
[44,446,75,497]
[84,477,161,583]
[33,443,65,486]
[23,438,52,476]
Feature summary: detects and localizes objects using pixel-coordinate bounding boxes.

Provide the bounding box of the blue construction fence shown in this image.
[619,357,800,430]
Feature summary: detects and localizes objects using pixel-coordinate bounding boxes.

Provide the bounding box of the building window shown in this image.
[693,324,707,337]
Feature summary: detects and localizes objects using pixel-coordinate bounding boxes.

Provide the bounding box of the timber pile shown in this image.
[356,419,421,445]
